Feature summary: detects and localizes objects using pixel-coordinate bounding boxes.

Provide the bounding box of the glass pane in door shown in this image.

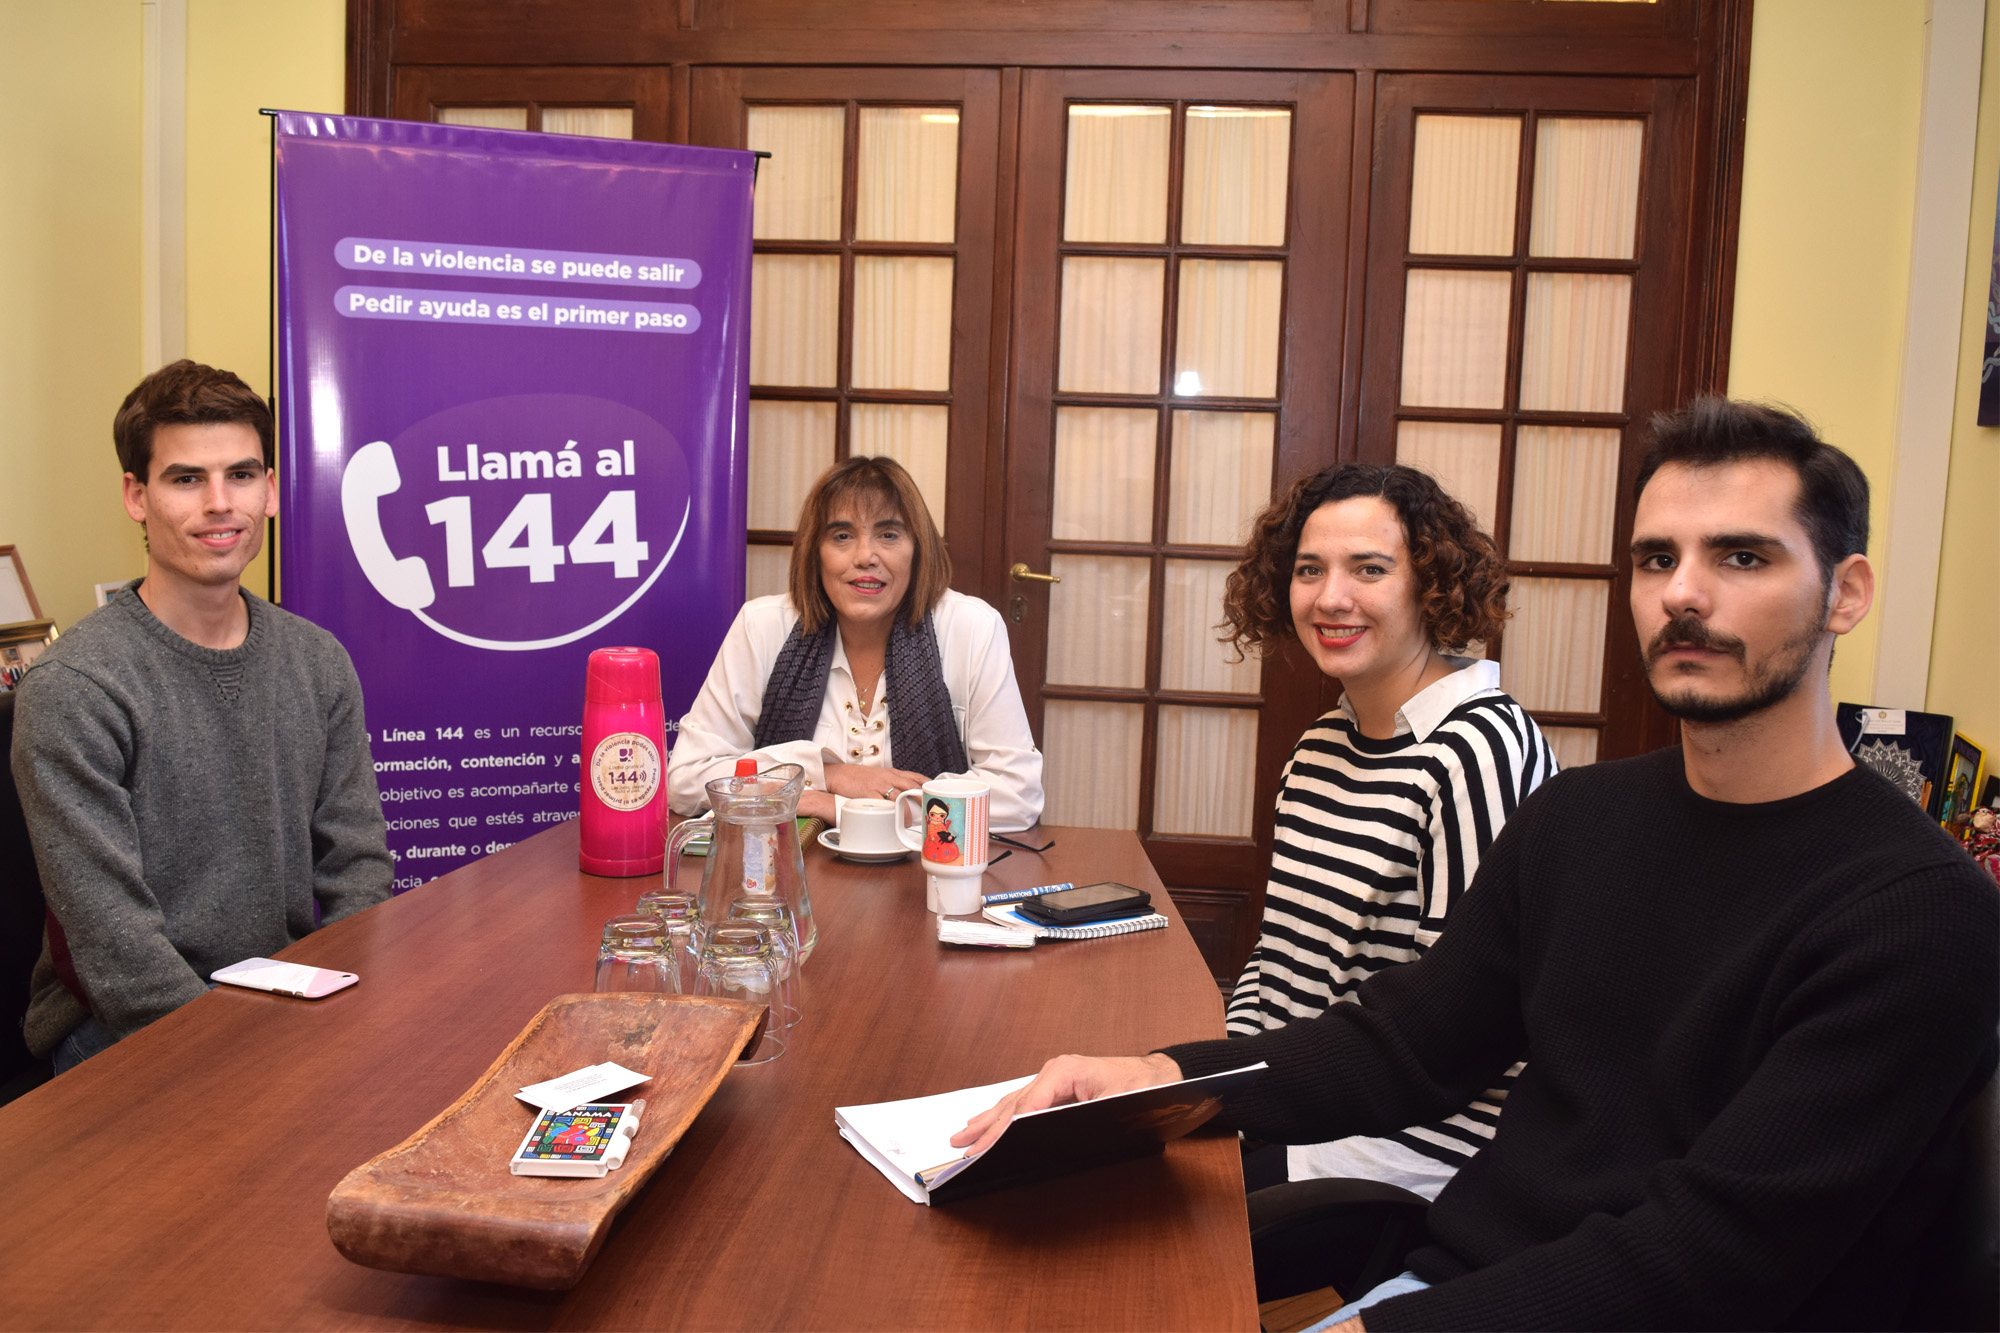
[1395,420,1501,537]
[748,105,845,241]
[1166,410,1275,546]
[1046,555,1151,689]
[1041,701,1145,828]
[1059,257,1166,394]
[1053,407,1157,543]
[856,107,960,243]
[541,107,634,139]
[1175,259,1283,399]
[849,403,950,532]
[747,401,835,530]
[1153,706,1259,836]
[1408,115,1520,256]
[852,256,955,391]
[1063,106,1170,243]
[1182,106,1291,246]
[437,106,528,130]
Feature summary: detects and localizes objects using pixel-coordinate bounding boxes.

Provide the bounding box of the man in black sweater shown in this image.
[956,399,1998,1330]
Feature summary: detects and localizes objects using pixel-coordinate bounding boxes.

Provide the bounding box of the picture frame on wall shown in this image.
[0,546,42,625]
[1837,704,1956,819]
[1941,733,1985,837]
[0,619,59,692]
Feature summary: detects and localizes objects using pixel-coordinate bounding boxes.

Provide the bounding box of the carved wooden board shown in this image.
[326,992,765,1289]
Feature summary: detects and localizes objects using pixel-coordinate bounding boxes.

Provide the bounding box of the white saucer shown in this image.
[819,828,910,864]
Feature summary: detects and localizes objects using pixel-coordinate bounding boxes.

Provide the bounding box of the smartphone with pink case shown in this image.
[211,957,359,999]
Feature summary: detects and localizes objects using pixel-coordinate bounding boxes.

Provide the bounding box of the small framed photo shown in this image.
[1942,734,1985,836]
[0,619,58,692]
[0,547,42,624]
[1838,704,1956,817]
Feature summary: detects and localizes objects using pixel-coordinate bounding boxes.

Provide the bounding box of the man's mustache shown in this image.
[1645,614,1746,666]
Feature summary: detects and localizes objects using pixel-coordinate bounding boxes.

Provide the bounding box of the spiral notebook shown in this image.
[979,903,1169,940]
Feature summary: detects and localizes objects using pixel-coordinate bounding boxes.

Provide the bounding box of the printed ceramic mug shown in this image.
[895,778,989,914]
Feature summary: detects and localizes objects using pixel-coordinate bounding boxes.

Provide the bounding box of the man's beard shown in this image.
[1643,604,1827,724]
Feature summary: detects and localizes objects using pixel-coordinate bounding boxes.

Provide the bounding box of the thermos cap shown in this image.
[585,647,661,706]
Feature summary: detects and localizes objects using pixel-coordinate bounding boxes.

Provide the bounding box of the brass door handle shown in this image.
[1009,562,1061,585]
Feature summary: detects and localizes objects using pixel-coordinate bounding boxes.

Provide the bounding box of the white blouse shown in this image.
[668,589,1046,831]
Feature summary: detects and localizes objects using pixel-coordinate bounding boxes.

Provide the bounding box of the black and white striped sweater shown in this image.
[1228,683,1554,1170]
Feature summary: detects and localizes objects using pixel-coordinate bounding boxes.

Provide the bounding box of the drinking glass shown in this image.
[596,914,677,993]
[693,922,786,1064]
[636,891,702,995]
[728,896,805,1029]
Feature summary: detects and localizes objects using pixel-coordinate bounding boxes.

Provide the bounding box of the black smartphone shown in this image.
[1018,881,1151,927]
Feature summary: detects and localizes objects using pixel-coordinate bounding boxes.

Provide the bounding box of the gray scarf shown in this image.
[753,610,968,778]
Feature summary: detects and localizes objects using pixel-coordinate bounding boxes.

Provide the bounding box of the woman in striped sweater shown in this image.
[1221,462,1555,1199]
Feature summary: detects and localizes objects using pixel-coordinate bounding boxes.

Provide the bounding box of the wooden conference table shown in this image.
[0,822,1256,1330]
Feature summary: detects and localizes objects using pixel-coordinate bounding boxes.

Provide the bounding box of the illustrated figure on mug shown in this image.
[922,797,962,864]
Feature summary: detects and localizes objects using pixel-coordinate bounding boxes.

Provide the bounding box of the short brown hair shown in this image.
[113,359,274,481]
[788,456,952,634]
[1636,396,1869,588]
[1221,462,1509,658]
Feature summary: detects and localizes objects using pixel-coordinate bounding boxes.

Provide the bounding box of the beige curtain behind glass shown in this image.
[1176,259,1283,399]
[750,255,839,387]
[1167,411,1275,546]
[1054,407,1157,543]
[1064,107,1169,243]
[1509,425,1620,563]
[1060,257,1165,395]
[748,105,843,241]
[1408,115,1520,255]
[850,404,950,534]
[1520,273,1631,414]
[540,107,633,139]
[1160,560,1260,694]
[852,256,955,391]
[1530,118,1644,259]
[746,545,792,602]
[1501,577,1608,713]
[857,108,959,243]
[747,401,835,531]
[1396,421,1502,537]
[436,106,528,130]
[1041,701,1144,828]
[1401,269,1511,409]
[1047,554,1150,689]
[1181,107,1291,247]
[1153,706,1258,837]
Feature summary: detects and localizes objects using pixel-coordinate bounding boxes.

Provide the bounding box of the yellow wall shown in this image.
[0,0,341,631]
[1727,0,1927,712]
[0,2,149,630]
[1928,8,2000,754]
[184,0,346,599]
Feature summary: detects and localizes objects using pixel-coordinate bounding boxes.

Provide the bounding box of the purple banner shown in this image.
[275,113,751,890]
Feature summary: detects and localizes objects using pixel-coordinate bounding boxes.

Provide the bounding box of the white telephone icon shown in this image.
[341,440,436,611]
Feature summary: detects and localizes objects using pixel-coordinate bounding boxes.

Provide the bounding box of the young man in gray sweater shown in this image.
[12,360,392,1073]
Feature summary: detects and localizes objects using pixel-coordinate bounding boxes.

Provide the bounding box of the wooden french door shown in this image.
[1358,74,1692,766]
[689,69,1003,595]
[1000,71,1352,970]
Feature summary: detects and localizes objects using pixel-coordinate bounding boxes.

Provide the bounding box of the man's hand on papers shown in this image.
[950,1052,1183,1157]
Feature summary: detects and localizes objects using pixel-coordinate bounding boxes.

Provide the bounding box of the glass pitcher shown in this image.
[665,762,817,961]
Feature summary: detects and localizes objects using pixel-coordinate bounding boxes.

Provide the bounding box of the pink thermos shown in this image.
[578,646,667,876]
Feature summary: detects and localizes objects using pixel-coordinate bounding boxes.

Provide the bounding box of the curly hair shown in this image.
[1220,462,1510,659]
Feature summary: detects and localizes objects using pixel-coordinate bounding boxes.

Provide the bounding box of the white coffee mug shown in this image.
[837,797,900,855]
[895,778,989,914]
